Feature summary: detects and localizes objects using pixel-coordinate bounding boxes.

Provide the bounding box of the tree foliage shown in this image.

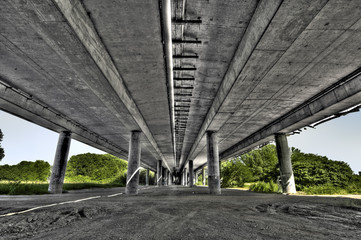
[0,160,50,181]
[0,129,4,161]
[241,144,279,182]
[66,153,127,181]
[221,144,357,193]
[139,169,155,185]
[291,148,354,190]
[220,159,252,187]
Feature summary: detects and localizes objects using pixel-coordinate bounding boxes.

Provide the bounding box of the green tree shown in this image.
[0,129,4,161]
[291,148,354,190]
[66,153,127,181]
[139,169,155,185]
[0,160,50,181]
[221,158,252,187]
[241,144,279,182]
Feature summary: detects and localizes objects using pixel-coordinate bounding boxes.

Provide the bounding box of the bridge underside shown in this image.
[1,0,360,175]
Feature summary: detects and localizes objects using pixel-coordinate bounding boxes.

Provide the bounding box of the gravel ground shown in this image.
[0,186,360,239]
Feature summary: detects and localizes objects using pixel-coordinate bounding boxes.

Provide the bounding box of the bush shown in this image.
[291,149,354,190]
[302,184,349,195]
[249,181,279,193]
[0,182,49,195]
[111,173,127,187]
[241,144,279,182]
[139,169,156,185]
[0,160,50,181]
[65,153,127,181]
[346,175,361,194]
[221,159,252,188]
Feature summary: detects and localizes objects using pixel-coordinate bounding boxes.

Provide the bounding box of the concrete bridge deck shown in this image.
[0,186,360,239]
[1,0,361,174]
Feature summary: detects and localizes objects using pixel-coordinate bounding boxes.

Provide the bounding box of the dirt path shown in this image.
[1,186,360,239]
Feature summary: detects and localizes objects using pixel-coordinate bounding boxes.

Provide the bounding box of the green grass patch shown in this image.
[249,181,279,193]
[0,180,125,195]
[302,183,361,195]
[0,181,49,195]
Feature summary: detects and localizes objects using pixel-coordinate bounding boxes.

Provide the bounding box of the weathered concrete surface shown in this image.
[275,133,297,194]
[207,131,221,195]
[125,131,141,195]
[157,160,162,187]
[48,131,72,194]
[1,0,361,175]
[0,187,360,239]
[145,169,149,186]
[188,160,193,187]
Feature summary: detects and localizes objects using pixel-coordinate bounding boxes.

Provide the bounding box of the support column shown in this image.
[183,168,187,186]
[157,160,162,186]
[195,171,198,186]
[275,133,297,194]
[48,131,72,194]
[206,131,221,195]
[189,160,194,187]
[154,172,157,185]
[146,169,149,186]
[202,167,206,186]
[126,131,141,195]
[162,167,167,185]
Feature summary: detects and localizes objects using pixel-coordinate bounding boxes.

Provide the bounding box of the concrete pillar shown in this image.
[206,131,221,195]
[154,172,157,185]
[195,171,198,185]
[48,131,72,194]
[157,160,162,186]
[162,167,167,185]
[202,168,206,186]
[146,169,149,186]
[125,131,141,195]
[275,133,297,194]
[183,168,187,186]
[189,160,194,187]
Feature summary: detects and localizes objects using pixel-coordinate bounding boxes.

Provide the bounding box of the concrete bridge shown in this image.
[1,0,360,194]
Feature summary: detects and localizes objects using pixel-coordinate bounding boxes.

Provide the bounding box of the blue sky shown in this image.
[0,110,360,173]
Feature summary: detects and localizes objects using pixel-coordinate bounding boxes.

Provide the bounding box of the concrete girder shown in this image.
[181,0,283,170]
[53,0,172,171]
[220,67,361,159]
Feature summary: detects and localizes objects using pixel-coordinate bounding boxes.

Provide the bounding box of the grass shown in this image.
[249,181,280,193]
[301,184,361,195]
[0,180,125,195]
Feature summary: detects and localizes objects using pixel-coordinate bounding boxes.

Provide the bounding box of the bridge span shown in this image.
[1,0,361,194]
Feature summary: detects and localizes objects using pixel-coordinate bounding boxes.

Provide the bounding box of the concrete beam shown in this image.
[220,67,361,159]
[183,0,283,167]
[48,131,72,194]
[275,133,296,194]
[207,131,221,195]
[126,131,142,195]
[53,0,171,171]
[0,79,129,159]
